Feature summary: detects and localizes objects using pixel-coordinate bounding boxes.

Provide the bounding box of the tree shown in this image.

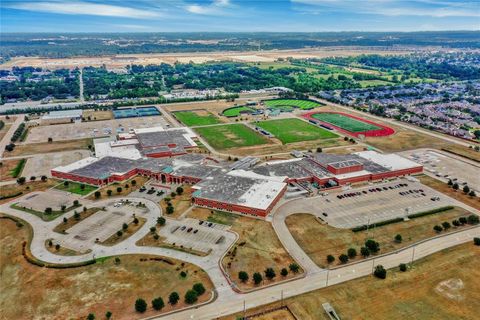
[105,311,112,319]
[117,187,123,194]
[447,179,453,186]
[459,217,468,225]
[73,200,79,206]
[48,137,53,143]
[394,234,402,243]
[289,263,300,273]
[74,211,81,220]
[166,206,174,214]
[94,191,101,199]
[169,292,180,305]
[150,226,156,233]
[433,225,443,233]
[399,263,407,272]
[374,265,387,279]
[180,271,187,278]
[264,268,276,280]
[131,179,137,186]
[467,214,479,225]
[157,216,166,226]
[185,290,198,304]
[238,271,249,283]
[193,283,206,295]
[55,244,61,251]
[365,239,380,253]
[452,183,459,191]
[347,248,357,259]
[86,314,95,320]
[327,254,335,263]
[135,298,147,313]
[17,177,26,185]
[253,272,263,285]
[360,247,370,257]
[64,181,69,187]
[463,185,470,194]
[339,254,349,264]
[316,147,323,153]
[469,190,476,197]
[80,184,85,191]
[115,257,121,265]
[116,230,123,237]
[176,186,184,195]
[442,221,451,230]
[122,223,128,230]
[44,207,53,215]
[41,175,48,182]
[63,217,68,224]
[474,237,480,246]
[281,268,288,277]
[133,217,139,225]
[152,297,165,311]
[61,205,66,212]
[107,190,113,196]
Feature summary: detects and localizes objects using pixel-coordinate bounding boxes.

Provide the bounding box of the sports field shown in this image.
[222,106,256,117]
[173,110,221,126]
[264,99,322,110]
[311,112,380,132]
[195,124,270,149]
[255,118,338,144]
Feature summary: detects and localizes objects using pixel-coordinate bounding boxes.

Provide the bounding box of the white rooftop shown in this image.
[355,151,421,171]
[41,109,83,120]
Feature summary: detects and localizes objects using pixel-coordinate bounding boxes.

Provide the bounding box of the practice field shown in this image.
[173,110,221,126]
[304,111,395,137]
[222,106,257,117]
[255,118,338,144]
[264,99,322,110]
[195,124,270,149]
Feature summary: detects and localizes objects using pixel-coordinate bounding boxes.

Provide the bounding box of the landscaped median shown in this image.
[11,201,82,221]
[286,206,478,268]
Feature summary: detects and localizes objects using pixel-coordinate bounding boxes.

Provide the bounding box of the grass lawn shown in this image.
[255,118,338,144]
[264,99,322,110]
[86,175,149,200]
[173,110,221,126]
[285,207,473,268]
[222,106,257,117]
[221,215,303,291]
[0,159,25,181]
[195,124,270,149]
[0,218,214,320]
[222,242,480,320]
[312,112,381,132]
[54,181,97,195]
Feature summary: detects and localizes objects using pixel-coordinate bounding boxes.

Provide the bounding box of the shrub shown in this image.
[469,190,476,197]
[150,226,156,233]
[433,225,443,233]
[185,290,198,304]
[45,207,53,214]
[238,271,249,283]
[166,206,174,214]
[441,221,451,230]
[87,313,95,320]
[467,214,479,225]
[114,257,121,265]
[116,230,123,237]
[374,265,387,279]
[339,254,349,264]
[193,283,206,295]
[122,223,128,230]
[169,292,180,305]
[253,272,263,284]
[105,311,112,319]
[73,200,80,206]
[180,271,187,278]
[407,206,454,219]
[452,219,460,227]
[399,263,407,272]
[135,298,147,313]
[264,268,276,280]
[152,297,165,311]
[361,246,370,257]
[365,239,380,253]
[157,216,166,225]
[474,237,480,246]
[133,217,139,225]
[327,255,335,263]
[107,190,113,196]
[394,234,402,243]
[55,244,60,250]
[347,248,357,258]
[281,268,289,277]
[176,186,184,195]
[463,185,470,194]
[459,217,468,224]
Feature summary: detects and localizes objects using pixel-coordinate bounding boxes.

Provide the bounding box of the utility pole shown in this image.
[281,290,284,307]
[243,300,246,320]
[411,246,416,265]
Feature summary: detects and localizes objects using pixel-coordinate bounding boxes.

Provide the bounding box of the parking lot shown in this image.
[59,200,149,252]
[26,115,170,143]
[158,218,228,254]
[15,189,81,212]
[22,150,91,178]
[399,149,479,192]
[295,179,455,229]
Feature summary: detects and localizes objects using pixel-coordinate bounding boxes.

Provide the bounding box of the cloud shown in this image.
[185,0,231,15]
[7,1,161,18]
[291,0,480,17]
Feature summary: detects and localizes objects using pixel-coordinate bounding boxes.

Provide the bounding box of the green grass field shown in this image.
[311,113,381,132]
[54,181,97,195]
[222,106,257,117]
[195,124,270,149]
[264,99,322,110]
[255,118,338,144]
[173,110,221,126]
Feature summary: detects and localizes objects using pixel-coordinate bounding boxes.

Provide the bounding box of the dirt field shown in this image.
[223,242,480,320]
[0,218,214,320]
[220,214,302,291]
[0,123,12,141]
[22,150,91,178]
[441,145,480,162]
[0,179,58,204]
[160,185,193,219]
[7,138,92,157]
[0,47,412,70]
[82,110,114,121]
[418,175,480,210]
[285,207,473,268]
[247,308,297,320]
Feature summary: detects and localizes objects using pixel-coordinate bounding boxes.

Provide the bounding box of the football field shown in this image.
[255,118,338,144]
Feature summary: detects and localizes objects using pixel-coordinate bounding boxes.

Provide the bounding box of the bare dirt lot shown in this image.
[222,242,480,320]
[0,159,23,181]
[0,47,411,70]
[0,179,58,204]
[22,150,90,178]
[0,218,214,320]
[7,138,92,157]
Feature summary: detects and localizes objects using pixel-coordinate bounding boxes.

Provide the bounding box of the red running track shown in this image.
[303,111,395,138]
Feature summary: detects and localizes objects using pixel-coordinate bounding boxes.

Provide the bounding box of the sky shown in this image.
[1,0,479,33]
